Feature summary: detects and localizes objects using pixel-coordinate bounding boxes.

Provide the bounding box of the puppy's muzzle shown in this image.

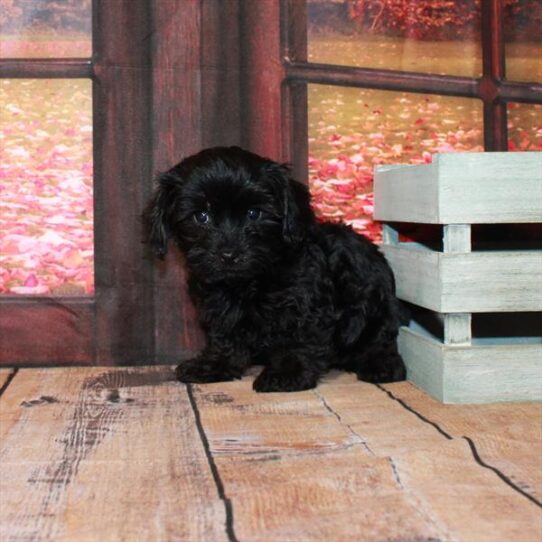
[219,250,240,264]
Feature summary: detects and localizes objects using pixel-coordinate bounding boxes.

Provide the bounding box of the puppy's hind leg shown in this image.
[253,348,327,393]
[340,317,406,383]
[352,340,406,384]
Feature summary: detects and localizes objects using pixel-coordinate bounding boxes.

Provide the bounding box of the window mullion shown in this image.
[285,62,479,98]
[481,0,507,150]
[0,58,92,78]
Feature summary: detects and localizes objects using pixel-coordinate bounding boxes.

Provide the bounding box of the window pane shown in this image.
[307,0,481,77]
[508,102,542,151]
[0,0,91,58]
[308,84,483,242]
[0,79,93,295]
[504,1,542,83]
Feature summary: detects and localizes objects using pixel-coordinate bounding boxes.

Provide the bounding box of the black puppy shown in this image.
[145,146,406,392]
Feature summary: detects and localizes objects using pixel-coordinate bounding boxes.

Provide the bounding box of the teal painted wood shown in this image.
[399,326,542,404]
[382,245,542,313]
[444,314,471,345]
[374,152,542,224]
[443,224,471,253]
[398,325,444,401]
[376,152,542,404]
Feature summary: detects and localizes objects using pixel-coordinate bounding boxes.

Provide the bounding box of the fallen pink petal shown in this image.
[0,79,93,295]
[1,20,541,297]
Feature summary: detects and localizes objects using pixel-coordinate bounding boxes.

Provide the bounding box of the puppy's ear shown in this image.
[263,162,315,246]
[143,168,184,258]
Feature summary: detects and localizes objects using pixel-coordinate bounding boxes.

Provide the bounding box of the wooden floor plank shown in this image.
[380,381,542,503]
[0,367,229,542]
[191,373,452,541]
[319,373,542,542]
[0,368,14,388]
[1,367,540,542]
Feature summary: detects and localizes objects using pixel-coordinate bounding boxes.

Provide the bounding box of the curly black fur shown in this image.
[144,146,406,392]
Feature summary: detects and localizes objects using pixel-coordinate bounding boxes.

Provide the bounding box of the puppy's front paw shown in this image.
[253,367,318,393]
[175,358,240,384]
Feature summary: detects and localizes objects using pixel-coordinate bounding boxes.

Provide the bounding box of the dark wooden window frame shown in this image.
[0,1,154,365]
[2,0,540,366]
[0,0,242,366]
[243,0,542,179]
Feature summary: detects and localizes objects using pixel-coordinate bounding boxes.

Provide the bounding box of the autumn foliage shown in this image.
[344,0,542,41]
[1,0,541,295]
[0,0,91,33]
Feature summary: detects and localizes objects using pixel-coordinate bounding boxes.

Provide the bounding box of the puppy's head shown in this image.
[144,146,315,282]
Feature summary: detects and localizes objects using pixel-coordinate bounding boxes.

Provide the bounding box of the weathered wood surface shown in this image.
[0,367,228,541]
[398,325,542,404]
[1,367,541,541]
[0,298,94,365]
[382,244,542,313]
[379,380,542,506]
[0,369,14,391]
[192,370,542,542]
[374,152,542,224]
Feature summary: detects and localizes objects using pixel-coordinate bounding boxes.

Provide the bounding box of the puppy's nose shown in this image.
[219,250,238,264]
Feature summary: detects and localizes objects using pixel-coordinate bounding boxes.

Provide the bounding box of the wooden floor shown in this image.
[0,366,541,542]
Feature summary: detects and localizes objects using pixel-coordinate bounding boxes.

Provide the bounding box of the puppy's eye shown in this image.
[194,211,209,224]
[247,208,261,221]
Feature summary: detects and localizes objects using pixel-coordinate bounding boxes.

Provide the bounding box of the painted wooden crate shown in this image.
[374,152,542,404]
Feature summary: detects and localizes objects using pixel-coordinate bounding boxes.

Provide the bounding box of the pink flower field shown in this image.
[308,86,542,243]
[1,33,540,296]
[0,79,93,295]
[308,86,485,242]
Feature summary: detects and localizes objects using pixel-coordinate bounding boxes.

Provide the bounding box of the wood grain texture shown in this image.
[1,368,541,541]
[0,298,94,365]
[481,0,506,151]
[0,58,92,78]
[382,245,542,312]
[374,152,542,224]
[398,324,446,401]
[399,326,542,404]
[440,251,542,312]
[381,244,442,310]
[240,0,284,161]
[0,369,12,389]
[374,162,440,223]
[149,0,206,363]
[318,374,542,542]
[437,152,542,223]
[201,0,242,149]
[190,372,447,541]
[282,0,309,182]
[380,381,542,505]
[443,342,542,403]
[444,313,472,345]
[93,0,155,364]
[0,367,228,541]
[443,224,471,253]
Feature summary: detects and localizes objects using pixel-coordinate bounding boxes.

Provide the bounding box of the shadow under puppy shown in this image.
[144,146,406,392]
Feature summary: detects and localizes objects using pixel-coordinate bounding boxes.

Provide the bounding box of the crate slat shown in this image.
[382,245,542,313]
[374,152,542,224]
[374,162,439,223]
[375,152,542,404]
[399,326,542,404]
